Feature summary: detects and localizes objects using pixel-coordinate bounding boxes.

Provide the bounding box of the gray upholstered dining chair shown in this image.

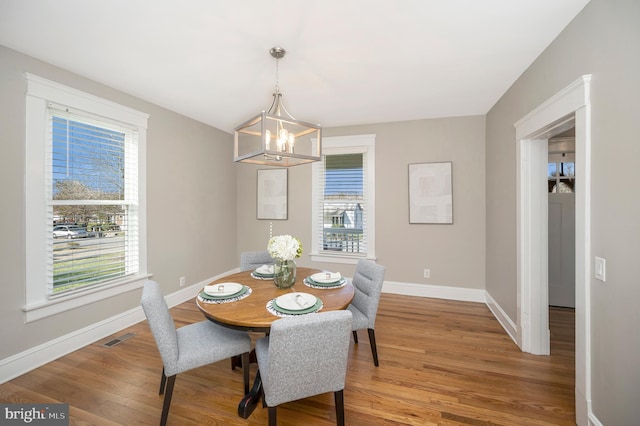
[255,310,353,426]
[141,280,251,426]
[240,250,274,272]
[347,259,386,366]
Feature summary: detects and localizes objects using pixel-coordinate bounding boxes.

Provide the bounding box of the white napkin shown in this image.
[275,292,317,310]
[204,282,244,296]
[311,272,342,283]
[293,294,310,308]
[256,264,274,274]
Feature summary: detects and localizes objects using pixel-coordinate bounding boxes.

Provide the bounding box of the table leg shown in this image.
[231,349,258,370]
[238,369,262,418]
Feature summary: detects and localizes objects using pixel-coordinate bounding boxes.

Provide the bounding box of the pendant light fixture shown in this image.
[234,47,322,166]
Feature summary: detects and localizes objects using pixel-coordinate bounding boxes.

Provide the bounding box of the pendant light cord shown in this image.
[274,56,280,95]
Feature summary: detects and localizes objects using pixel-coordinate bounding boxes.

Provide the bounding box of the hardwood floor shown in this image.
[0,295,575,425]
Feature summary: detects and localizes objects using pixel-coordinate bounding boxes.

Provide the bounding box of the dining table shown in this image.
[195,266,355,418]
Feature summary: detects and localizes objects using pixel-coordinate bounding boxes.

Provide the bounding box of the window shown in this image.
[311,135,375,263]
[25,74,149,322]
[548,137,575,193]
[50,108,138,293]
[548,161,575,193]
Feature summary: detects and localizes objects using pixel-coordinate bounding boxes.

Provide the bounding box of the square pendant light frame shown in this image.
[234,111,322,167]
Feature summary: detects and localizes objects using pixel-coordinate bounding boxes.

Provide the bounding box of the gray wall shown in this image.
[485,0,640,423]
[4,0,639,421]
[237,117,486,289]
[0,45,237,359]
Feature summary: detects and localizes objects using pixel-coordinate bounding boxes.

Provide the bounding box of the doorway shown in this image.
[548,132,576,309]
[514,75,591,425]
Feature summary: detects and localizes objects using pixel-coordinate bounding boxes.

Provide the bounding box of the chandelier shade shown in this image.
[234,47,322,167]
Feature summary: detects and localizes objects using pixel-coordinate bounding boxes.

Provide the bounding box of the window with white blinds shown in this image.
[48,106,139,294]
[25,74,149,322]
[311,135,376,263]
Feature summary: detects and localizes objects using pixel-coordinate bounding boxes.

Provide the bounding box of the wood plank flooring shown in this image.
[0,294,575,425]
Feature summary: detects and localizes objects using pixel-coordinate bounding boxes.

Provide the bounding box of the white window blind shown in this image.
[318,153,367,254]
[47,105,139,295]
[311,134,376,263]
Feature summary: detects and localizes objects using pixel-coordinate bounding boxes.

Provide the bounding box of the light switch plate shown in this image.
[595,257,606,282]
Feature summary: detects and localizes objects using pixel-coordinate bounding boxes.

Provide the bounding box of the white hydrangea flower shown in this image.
[267,235,302,261]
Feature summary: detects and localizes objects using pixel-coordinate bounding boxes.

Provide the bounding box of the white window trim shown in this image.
[311,134,376,264]
[24,73,150,323]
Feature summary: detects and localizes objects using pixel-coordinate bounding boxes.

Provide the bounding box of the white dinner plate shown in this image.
[311,272,342,284]
[256,264,274,275]
[275,292,317,311]
[204,282,244,297]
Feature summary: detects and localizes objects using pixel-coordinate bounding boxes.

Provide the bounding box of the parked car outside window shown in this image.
[53,225,90,239]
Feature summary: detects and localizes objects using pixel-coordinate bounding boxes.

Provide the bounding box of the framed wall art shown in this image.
[257,168,288,220]
[408,162,453,224]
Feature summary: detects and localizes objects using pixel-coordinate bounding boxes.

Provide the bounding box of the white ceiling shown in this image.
[0,0,590,133]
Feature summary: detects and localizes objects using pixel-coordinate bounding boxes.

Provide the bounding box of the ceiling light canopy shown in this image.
[234,47,322,167]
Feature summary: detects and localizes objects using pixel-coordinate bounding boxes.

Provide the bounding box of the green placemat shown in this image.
[306,277,346,287]
[272,298,323,315]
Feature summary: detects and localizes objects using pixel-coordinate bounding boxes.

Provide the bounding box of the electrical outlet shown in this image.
[423,269,430,278]
[179,276,186,287]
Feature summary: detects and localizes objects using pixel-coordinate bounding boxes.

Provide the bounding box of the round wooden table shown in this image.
[196,267,355,332]
[195,266,355,418]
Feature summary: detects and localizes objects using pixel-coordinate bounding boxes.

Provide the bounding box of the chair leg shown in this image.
[335,389,345,426]
[367,328,379,367]
[160,375,176,426]
[242,351,250,394]
[159,368,167,395]
[352,330,358,344]
[268,406,277,426]
[230,355,242,371]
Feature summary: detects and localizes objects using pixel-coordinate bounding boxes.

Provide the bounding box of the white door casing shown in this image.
[514,75,591,425]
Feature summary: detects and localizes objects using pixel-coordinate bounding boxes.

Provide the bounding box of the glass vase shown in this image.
[273,259,296,289]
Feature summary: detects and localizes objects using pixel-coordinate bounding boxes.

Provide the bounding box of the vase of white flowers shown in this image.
[267,235,302,289]
[273,259,296,289]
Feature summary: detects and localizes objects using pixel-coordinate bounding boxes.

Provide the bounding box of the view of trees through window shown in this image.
[51,114,135,293]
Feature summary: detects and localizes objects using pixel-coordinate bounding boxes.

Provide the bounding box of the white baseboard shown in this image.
[384,281,520,349]
[485,292,518,345]
[0,269,237,384]
[575,388,600,426]
[0,305,146,384]
[588,412,603,426]
[382,280,487,303]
